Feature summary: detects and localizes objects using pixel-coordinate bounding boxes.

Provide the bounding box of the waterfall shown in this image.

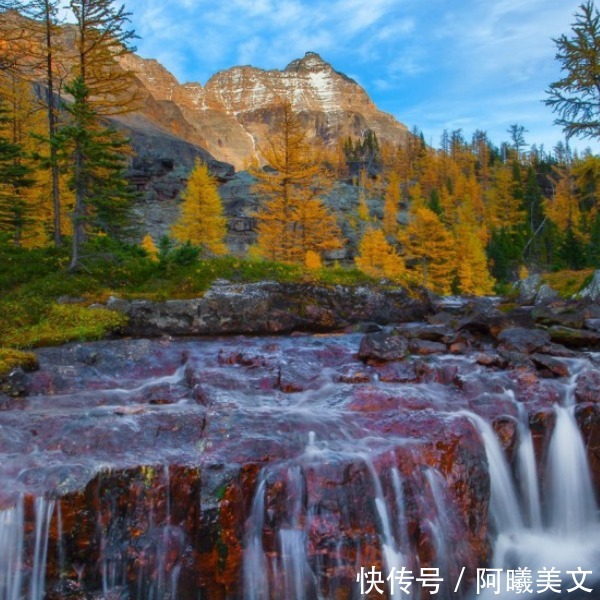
[4,334,600,599]
[461,412,523,533]
[243,475,270,600]
[468,366,600,598]
[515,403,542,529]
[0,496,55,600]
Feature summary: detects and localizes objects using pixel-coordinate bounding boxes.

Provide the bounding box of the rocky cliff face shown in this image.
[117,51,408,171]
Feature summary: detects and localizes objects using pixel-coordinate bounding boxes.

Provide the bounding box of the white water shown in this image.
[515,402,543,530]
[3,335,600,599]
[469,366,600,598]
[243,475,270,600]
[0,496,55,600]
[461,411,523,533]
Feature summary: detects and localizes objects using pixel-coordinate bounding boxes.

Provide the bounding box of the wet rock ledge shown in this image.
[105,280,432,336]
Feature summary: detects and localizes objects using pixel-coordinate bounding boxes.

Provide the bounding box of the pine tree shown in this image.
[0,98,34,243]
[56,76,134,263]
[559,222,587,269]
[587,211,600,266]
[171,159,227,255]
[522,167,549,266]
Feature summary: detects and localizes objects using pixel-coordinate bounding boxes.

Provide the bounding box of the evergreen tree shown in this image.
[171,159,227,255]
[55,76,134,264]
[522,167,548,266]
[559,222,587,269]
[587,211,600,266]
[0,99,34,243]
[64,0,138,269]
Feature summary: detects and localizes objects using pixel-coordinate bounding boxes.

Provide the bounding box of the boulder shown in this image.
[108,282,432,337]
[547,326,600,349]
[409,339,447,356]
[358,330,409,362]
[513,274,542,304]
[579,270,600,302]
[497,327,551,354]
[531,354,571,378]
[575,370,600,403]
[532,303,586,329]
[534,284,559,305]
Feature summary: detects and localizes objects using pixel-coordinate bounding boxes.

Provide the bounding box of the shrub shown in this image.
[1,304,128,349]
[0,348,38,377]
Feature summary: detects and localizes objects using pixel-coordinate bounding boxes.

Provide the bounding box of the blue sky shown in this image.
[110,1,598,154]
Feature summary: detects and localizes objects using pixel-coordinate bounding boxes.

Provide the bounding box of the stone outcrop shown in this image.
[579,270,600,302]
[105,281,432,337]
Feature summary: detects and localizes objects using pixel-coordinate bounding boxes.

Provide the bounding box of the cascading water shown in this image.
[515,401,542,530]
[466,362,600,598]
[1,333,600,598]
[0,496,55,600]
[461,411,523,534]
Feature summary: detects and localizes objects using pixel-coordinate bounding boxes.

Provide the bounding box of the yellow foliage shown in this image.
[355,228,406,282]
[401,206,455,295]
[251,100,342,264]
[519,265,529,280]
[357,189,370,222]
[454,223,496,295]
[141,234,159,261]
[383,171,400,238]
[545,166,581,233]
[171,160,228,255]
[485,165,525,232]
[305,250,322,270]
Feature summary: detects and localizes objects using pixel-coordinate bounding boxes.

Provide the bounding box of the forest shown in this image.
[0,0,599,361]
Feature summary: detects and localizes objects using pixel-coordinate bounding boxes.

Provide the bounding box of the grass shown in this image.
[0,240,381,351]
[0,349,38,378]
[542,269,595,298]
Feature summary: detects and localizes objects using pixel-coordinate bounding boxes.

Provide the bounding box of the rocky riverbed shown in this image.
[1,287,600,599]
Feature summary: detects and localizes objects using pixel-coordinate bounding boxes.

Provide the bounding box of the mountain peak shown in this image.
[285,51,331,73]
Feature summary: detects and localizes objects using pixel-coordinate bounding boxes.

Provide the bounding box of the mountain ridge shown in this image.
[116,51,409,170]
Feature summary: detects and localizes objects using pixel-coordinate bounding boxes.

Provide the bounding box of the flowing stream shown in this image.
[0,334,598,599]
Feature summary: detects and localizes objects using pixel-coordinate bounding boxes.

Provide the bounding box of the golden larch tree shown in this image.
[251,99,342,264]
[355,227,406,282]
[383,171,400,238]
[545,165,582,232]
[454,222,496,295]
[141,233,158,261]
[485,164,525,232]
[401,206,455,295]
[171,159,228,255]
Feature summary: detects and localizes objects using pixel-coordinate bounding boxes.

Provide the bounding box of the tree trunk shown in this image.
[44,0,61,247]
[69,145,86,270]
